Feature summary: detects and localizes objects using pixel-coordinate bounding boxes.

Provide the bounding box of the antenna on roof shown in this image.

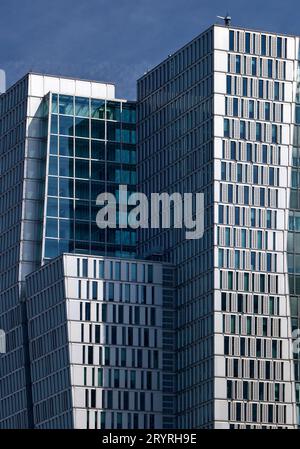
[217,14,231,26]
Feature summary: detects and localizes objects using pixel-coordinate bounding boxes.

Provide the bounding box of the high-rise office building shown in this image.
[137,24,299,428]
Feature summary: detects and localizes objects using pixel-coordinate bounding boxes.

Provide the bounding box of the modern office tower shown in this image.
[25,254,175,429]
[44,88,136,260]
[0,73,137,428]
[137,24,299,428]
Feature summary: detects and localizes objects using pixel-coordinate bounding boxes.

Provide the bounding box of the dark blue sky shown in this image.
[0,0,299,99]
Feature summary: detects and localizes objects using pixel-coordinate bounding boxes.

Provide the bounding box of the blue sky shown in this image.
[0,0,299,99]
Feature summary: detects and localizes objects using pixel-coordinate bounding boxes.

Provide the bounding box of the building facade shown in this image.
[25,254,175,429]
[0,73,139,428]
[1,23,300,429]
[137,25,299,428]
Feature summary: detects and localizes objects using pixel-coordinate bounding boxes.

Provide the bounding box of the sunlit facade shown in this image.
[137,24,299,428]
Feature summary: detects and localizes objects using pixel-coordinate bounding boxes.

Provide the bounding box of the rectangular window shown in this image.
[277,37,282,57]
[226,75,232,94]
[261,35,266,55]
[82,259,88,277]
[245,33,250,53]
[251,57,257,76]
[92,282,98,300]
[224,119,230,137]
[236,55,241,73]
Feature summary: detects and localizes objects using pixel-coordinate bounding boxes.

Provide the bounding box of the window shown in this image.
[224,119,229,137]
[229,30,234,50]
[267,59,273,78]
[92,281,98,300]
[261,35,266,55]
[109,283,114,301]
[277,37,282,57]
[240,121,246,139]
[236,55,241,73]
[82,259,88,277]
[245,33,250,53]
[251,57,257,76]
[226,75,232,94]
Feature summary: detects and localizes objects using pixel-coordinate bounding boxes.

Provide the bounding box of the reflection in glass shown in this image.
[75,159,89,179]
[59,178,73,197]
[59,116,74,136]
[75,117,89,138]
[60,136,73,156]
[59,95,74,115]
[59,157,73,177]
[75,97,90,117]
[91,99,105,119]
[46,218,58,237]
[106,101,121,121]
[91,120,105,140]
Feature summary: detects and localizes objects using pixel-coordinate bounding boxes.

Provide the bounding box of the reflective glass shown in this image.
[60,136,73,156]
[91,140,105,160]
[59,95,74,115]
[106,101,121,120]
[75,138,89,158]
[75,97,90,117]
[75,117,89,138]
[59,157,73,177]
[59,115,74,135]
[91,120,105,139]
[91,99,105,119]
[75,159,89,178]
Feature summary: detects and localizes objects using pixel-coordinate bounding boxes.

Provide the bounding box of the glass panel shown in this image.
[91,99,105,119]
[75,180,90,200]
[45,239,59,258]
[51,114,58,134]
[75,138,89,158]
[51,94,58,113]
[59,198,74,218]
[59,95,74,115]
[49,156,58,175]
[48,176,58,196]
[91,120,105,139]
[75,159,90,179]
[59,157,74,177]
[106,101,121,120]
[91,140,105,160]
[122,105,136,124]
[59,178,74,197]
[75,97,90,117]
[75,117,89,138]
[60,136,73,156]
[46,218,58,237]
[47,197,58,217]
[50,135,58,154]
[59,115,74,135]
